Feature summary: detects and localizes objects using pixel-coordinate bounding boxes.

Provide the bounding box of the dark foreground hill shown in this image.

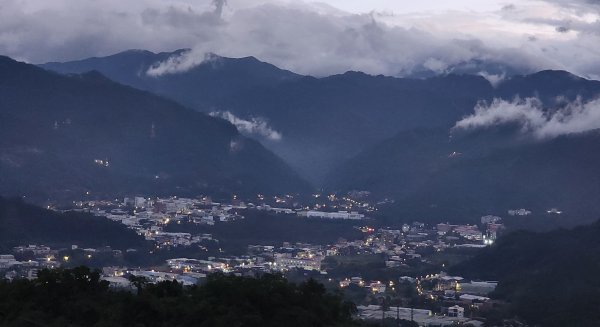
[0,56,309,201]
[451,220,600,327]
[0,267,357,327]
[0,197,144,250]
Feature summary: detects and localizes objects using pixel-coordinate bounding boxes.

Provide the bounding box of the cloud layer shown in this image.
[454,97,600,138]
[210,111,282,141]
[1,0,599,78]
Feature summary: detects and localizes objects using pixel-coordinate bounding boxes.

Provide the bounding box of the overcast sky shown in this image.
[1,0,599,78]
[317,0,505,13]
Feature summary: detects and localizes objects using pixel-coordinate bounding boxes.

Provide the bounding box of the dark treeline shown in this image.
[0,267,358,327]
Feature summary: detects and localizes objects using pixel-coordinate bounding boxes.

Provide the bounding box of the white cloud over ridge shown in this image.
[1,0,600,78]
[454,97,600,138]
[147,51,222,76]
[210,111,282,141]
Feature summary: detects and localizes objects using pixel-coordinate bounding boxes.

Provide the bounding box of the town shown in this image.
[0,192,515,326]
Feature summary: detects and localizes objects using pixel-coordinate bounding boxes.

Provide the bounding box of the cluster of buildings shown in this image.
[330,219,504,270]
[26,193,513,325]
[256,204,367,220]
[297,210,365,220]
[356,304,483,327]
[1,245,65,280]
[72,196,247,249]
[256,192,376,218]
[350,270,495,326]
[436,215,505,246]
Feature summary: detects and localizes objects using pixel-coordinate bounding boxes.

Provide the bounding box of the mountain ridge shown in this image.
[0,55,311,202]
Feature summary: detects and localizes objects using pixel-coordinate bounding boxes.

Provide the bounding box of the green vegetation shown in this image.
[0,267,357,327]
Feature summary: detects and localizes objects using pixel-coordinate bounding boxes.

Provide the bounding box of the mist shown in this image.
[454,97,600,138]
[210,111,283,141]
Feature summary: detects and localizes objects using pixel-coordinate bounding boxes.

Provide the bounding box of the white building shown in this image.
[447,305,464,318]
[0,255,20,269]
[460,281,497,296]
[274,253,322,271]
[298,210,365,220]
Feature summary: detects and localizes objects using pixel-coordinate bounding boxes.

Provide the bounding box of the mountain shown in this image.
[0,56,310,202]
[219,70,600,182]
[326,123,600,223]
[40,49,302,110]
[40,51,496,181]
[219,72,497,182]
[495,70,600,104]
[322,71,600,223]
[406,58,528,79]
[41,51,600,185]
[450,220,600,326]
[0,197,145,250]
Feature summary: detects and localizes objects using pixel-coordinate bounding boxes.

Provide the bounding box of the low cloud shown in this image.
[147,51,221,76]
[211,111,282,141]
[478,71,507,88]
[454,97,600,139]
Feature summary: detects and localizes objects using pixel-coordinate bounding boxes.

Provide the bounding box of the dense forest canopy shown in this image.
[0,267,357,327]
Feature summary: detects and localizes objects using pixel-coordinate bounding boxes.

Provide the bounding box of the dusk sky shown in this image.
[1,0,599,78]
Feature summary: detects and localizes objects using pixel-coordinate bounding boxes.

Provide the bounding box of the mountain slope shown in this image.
[326,125,600,223]
[0,197,145,249]
[40,49,302,110]
[40,52,496,181]
[451,221,600,326]
[221,72,496,181]
[496,70,600,104]
[41,52,600,185]
[0,56,310,202]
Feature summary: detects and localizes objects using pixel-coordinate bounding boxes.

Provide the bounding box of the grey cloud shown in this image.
[213,0,227,17]
[0,0,599,79]
[138,3,548,77]
[539,0,600,10]
[501,4,517,11]
[478,72,507,88]
[454,97,600,139]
